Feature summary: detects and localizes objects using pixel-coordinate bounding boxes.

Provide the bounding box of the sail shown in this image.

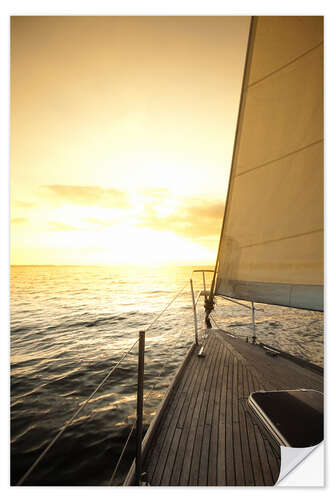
[214,16,323,311]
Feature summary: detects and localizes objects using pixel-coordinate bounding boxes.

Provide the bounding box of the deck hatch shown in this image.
[248,389,323,447]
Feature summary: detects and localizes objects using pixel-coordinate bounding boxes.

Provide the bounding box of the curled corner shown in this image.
[276,442,324,487]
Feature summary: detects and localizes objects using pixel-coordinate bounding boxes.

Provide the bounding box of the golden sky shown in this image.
[11,16,250,265]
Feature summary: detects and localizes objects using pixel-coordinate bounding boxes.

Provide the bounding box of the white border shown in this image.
[2,2,331,498]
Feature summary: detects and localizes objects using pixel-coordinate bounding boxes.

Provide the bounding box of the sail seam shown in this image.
[247,41,323,89]
[238,228,323,250]
[235,139,323,178]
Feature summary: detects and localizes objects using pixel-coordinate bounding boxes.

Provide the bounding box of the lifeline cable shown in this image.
[108,318,195,485]
[17,337,139,486]
[17,281,189,486]
[144,282,188,333]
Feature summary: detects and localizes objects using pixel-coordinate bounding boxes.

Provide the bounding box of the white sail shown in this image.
[214,16,323,311]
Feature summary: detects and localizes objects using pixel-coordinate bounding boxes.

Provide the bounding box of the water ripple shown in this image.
[11,265,323,486]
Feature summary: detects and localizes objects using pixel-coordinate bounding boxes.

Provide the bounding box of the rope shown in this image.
[210,314,242,337]
[17,337,139,486]
[210,314,222,330]
[210,314,252,339]
[108,377,160,486]
[144,282,188,333]
[108,422,136,485]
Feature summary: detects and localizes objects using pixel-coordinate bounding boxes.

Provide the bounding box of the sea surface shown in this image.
[10,265,324,486]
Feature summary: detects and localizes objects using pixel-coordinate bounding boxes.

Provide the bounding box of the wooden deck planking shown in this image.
[240,361,265,485]
[232,356,245,486]
[207,343,227,485]
[238,363,256,485]
[191,339,220,485]
[216,347,229,485]
[143,353,191,481]
[180,339,218,485]
[162,344,213,485]
[136,329,323,486]
[197,340,222,485]
[246,365,279,485]
[151,339,214,485]
[146,345,201,483]
[224,348,235,485]
[168,343,214,485]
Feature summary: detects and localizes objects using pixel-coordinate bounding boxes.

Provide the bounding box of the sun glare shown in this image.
[10,16,250,266]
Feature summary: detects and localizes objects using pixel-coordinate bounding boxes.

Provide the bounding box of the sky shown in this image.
[10,16,250,265]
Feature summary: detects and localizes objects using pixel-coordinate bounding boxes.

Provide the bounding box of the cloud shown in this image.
[49,218,116,231]
[49,221,79,231]
[42,185,129,208]
[187,202,225,220]
[85,217,114,228]
[140,187,171,199]
[39,185,224,240]
[16,201,37,208]
[138,199,224,238]
[11,217,28,224]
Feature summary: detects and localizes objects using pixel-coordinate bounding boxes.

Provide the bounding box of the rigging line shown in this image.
[210,314,252,337]
[215,295,265,312]
[210,314,242,337]
[21,283,188,486]
[108,372,165,486]
[109,423,136,486]
[108,375,160,486]
[108,363,168,486]
[144,282,188,333]
[144,305,199,348]
[210,315,245,340]
[210,314,221,330]
[109,322,192,485]
[17,337,140,486]
[17,293,190,408]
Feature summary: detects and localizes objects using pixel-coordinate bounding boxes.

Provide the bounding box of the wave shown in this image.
[11,314,135,335]
[10,265,323,486]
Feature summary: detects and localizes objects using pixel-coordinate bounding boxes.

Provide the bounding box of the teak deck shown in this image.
[125,329,323,486]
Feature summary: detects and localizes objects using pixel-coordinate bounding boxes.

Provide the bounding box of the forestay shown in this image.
[214,16,323,311]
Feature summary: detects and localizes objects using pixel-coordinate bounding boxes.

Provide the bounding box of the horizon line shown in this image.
[10,263,215,267]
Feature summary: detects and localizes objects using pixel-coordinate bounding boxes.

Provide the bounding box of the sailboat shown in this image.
[124,15,324,486]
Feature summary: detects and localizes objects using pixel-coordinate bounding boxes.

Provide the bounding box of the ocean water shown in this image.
[10,265,323,486]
